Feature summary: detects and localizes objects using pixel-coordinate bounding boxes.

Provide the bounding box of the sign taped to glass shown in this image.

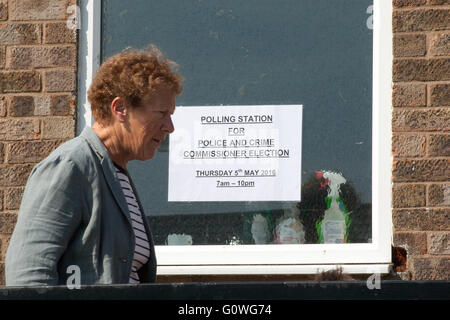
[168,105,303,202]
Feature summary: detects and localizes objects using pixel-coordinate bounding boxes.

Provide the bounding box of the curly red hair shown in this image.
[88,45,183,125]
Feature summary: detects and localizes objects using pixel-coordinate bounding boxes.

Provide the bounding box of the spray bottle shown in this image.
[316,171,351,244]
[251,213,271,244]
[274,203,306,244]
[243,210,274,244]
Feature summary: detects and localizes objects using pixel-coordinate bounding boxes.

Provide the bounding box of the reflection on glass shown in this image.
[101,0,374,246]
[148,170,371,245]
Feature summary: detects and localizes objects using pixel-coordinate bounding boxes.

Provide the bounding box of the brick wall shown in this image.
[0,0,77,284]
[392,0,450,280]
[0,0,448,285]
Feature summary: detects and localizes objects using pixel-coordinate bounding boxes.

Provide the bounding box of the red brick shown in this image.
[44,22,76,44]
[428,134,450,156]
[393,9,450,32]
[393,159,450,182]
[0,235,10,262]
[393,208,449,231]
[41,117,75,139]
[8,45,76,70]
[393,58,450,82]
[430,84,449,106]
[0,212,17,233]
[9,96,34,117]
[0,262,4,284]
[393,0,427,7]
[393,83,427,107]
[392,133,426,157]
[392,108,450,131]
[393,184,426,208]
[393,231,428,255]
[0,262,4,285]
[34,96,51,116]
[8,140,64,164]
[0,118,39,140]
[8,95,54,116]
[0,23,41,45]
[429,32,450,56]
[0,46,5,69]
[44,69,76,92]
[24,96,74,116]
[428,183,450,206]
[0,0,7,21]
[50,94,75,116]
[393,34,426,57]
[9,0,75,20]
[0,164,34,187]
[427,0,450,4]
[0,96,6,116]
[4,187,25,210]
[0,71,41,93]
[428,232,450,255]
[410,256,450,280]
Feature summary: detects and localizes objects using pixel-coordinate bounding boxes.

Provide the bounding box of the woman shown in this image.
[5,46,183,286]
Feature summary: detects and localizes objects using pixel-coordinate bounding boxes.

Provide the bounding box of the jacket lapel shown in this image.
[79,127,133,227]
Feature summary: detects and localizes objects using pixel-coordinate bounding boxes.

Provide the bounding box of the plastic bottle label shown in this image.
[323,220,346,244]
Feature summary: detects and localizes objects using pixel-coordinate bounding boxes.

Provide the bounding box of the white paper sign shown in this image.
[168,105,302,202]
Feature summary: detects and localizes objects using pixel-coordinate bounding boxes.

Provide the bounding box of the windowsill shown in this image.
[157,264,392,276]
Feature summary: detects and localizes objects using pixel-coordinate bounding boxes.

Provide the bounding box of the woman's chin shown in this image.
[136,141,158,161]
[139,150,156,161]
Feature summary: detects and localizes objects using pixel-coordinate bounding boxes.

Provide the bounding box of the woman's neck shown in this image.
[92,122,130,169]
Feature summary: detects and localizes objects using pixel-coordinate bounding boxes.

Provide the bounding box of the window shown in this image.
[79,0,392,275]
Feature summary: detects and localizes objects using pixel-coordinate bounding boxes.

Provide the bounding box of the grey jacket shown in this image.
[5,127,157,286]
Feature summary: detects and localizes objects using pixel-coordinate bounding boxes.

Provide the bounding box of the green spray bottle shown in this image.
[316,171,351,244]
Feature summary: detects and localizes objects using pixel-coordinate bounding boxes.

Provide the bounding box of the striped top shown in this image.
[114,164,151,284]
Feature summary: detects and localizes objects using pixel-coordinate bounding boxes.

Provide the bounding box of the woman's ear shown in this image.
[110,97,128,123]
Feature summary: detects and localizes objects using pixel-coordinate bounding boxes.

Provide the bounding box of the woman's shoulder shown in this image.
[33,136,98,175]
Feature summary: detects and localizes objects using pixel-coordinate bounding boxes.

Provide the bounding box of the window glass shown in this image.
[101,0,373,245]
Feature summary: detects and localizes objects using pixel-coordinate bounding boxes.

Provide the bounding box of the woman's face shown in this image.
[126,86,176,161]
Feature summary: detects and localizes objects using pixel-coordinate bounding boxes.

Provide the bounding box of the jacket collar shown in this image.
[79,126,132,226]
[79,126,110,161]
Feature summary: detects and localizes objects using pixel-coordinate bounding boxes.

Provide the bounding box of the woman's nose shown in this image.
[162,115,175,133]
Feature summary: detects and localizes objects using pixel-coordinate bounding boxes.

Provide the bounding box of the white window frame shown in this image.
[78,0,393,275]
